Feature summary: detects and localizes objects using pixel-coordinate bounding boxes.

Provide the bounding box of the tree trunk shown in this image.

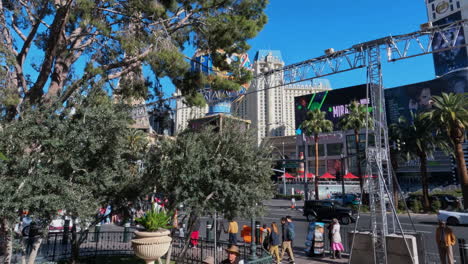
[1,218,13,264]
[390,150,400,209]
[314,135,319,200]
[71,221,80,264]
[26,237,42,264]
[454,141,468,209]
[355,130,363,191]
[420,154,431,212]
[178,213,197,262]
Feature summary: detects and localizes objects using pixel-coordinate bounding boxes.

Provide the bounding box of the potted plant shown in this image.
[131,208,173,264]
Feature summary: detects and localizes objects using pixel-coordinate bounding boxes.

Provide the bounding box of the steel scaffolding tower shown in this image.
[254,19,468,264]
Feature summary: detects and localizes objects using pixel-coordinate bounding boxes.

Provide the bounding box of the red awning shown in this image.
[319,172,336,179]
[279,173,295,179]
[343,172,359,179]
[298,173,315,178]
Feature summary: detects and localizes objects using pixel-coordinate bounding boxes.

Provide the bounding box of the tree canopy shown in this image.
[0,0,268,116]
[143,122,274,219]
[0,89,145,228]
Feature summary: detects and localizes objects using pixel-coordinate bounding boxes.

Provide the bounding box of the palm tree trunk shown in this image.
[390,150,400,209]
[314,135,319,200]
[454,141,468,209]
[355,130,363,191]
[419,154,430,211]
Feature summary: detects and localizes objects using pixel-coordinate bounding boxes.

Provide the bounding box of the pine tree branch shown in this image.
[26,0,73,102]
[11,22,27,41]
[18,0,50,28]
[59,44,154,103]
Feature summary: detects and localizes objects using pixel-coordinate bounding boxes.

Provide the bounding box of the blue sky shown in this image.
[162,0,436,99]
[242,0,435,90]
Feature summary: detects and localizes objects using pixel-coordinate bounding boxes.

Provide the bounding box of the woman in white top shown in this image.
[331,218,344,259]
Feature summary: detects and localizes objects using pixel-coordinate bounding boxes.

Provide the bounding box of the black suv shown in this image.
[303,200,356,225]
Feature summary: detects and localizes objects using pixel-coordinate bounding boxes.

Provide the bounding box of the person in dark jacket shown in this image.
[269,222,281,264]
[281,216,295,264]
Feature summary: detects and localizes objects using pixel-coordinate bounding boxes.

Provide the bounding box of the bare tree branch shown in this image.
[18,0,50,28]
[11,22,27,41]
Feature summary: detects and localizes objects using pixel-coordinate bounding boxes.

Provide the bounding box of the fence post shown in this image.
[459,238,468,264]
[62,219,70,245]
[123,223,131,242]
[94,223,101,243]
[206,221,213,241]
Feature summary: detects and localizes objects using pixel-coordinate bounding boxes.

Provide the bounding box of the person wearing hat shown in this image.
[436,220,456,264]
[203,256,215,264]
[221,245,244,264]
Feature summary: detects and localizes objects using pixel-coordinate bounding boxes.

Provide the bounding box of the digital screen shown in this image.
[385,68,468,125]
[294,84,370,133]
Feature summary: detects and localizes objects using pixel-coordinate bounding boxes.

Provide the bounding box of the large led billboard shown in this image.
[385,68,468,125]
[432,11,468,76]
[294,84,369,133]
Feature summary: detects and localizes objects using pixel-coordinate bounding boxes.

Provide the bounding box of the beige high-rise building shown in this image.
[174,50,331,141]
[232,50,331,143]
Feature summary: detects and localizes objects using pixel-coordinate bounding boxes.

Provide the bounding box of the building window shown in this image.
[308,144,325,156]
[327,143,344,156]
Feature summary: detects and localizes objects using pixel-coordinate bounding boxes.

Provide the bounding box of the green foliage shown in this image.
[338,101,373,132]
[431,199,442,213]
[410,200,422,213]
[424,92,468,146]
[0,90,144,228]
[302,109,334,137]
[0,0,269,109]
[144,121,274,219]
[135,208,172,232]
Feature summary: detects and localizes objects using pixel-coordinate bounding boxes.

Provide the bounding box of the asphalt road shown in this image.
[251,200,468,262]
[102,199,467,262]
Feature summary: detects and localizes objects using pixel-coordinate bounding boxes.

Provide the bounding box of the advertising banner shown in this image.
[432,11,468,76]
[294,84,369,133]
[385,68,468,125]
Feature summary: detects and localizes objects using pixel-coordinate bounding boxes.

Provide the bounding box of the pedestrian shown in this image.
[226,218,239,245]
[291,197,296,209]
[260,224,270,250]
[436,220,456,264]
[190,219,201,248]
[330,218,344,259]
[221,245,244,264]
[269,222,281,264]
[203,256,215,264]
[281,216,295,264]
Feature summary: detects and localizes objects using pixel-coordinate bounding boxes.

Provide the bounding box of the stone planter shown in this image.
[132,230,172,264]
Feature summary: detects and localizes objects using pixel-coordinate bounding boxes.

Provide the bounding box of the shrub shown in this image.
[410,200,422,213]
[431,199,442,213]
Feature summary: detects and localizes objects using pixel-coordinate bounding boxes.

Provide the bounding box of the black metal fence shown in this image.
[3,228,462,264]
[5,231,271,263]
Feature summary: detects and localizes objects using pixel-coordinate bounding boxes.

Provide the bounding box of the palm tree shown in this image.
[302,109,333,200]
[424,92,468,208]
[338,101,373,191]
[393,114,448,211]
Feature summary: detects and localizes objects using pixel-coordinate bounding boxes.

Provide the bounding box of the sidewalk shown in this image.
[292,251,348,264]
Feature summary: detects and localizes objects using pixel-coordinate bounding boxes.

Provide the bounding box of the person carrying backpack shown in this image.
[281,216,295,264]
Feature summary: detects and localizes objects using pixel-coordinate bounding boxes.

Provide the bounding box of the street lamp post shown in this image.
[340,154,346,201]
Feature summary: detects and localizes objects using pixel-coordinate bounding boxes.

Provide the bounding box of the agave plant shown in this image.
[135,208,172,232]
